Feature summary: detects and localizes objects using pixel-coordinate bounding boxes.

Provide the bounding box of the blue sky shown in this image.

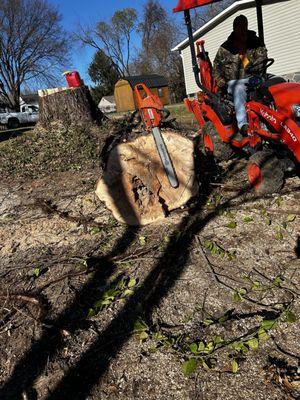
[49,0,184,85]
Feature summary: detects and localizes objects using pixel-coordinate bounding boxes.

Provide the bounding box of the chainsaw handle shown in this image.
[133,83,164,112]
[134,82,153,103]
[134,83,164,128]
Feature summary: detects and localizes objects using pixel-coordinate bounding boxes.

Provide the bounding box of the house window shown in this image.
[157,88,163,97]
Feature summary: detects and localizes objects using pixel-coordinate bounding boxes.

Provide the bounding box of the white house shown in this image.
[172,0,300,95]
[98,96,116,113]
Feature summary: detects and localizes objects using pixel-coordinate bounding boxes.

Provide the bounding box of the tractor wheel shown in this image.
[247,150,284,194]
[202,121,235,162]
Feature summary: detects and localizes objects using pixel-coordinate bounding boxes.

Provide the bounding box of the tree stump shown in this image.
[95,130,198,225]
[38,86,103,127]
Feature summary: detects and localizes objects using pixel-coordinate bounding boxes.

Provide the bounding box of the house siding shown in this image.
[180,0,300,94]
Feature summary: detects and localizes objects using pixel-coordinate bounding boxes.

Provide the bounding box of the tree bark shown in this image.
[38,86,103,127]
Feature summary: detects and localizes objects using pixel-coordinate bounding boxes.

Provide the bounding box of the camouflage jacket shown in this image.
[213,30,268,89]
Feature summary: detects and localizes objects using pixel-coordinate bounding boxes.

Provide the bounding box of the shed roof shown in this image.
[123,74,168,89]
[172,0,290,52]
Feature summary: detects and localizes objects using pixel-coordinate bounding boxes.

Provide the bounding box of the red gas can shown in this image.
[64,71,82,88]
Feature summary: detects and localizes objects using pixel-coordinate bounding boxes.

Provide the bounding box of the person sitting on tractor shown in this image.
[213,14,267,139]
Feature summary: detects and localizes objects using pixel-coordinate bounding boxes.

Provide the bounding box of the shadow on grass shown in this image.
[0,126,34,142]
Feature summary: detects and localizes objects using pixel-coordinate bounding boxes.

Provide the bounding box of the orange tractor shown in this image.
[173,0,300,194]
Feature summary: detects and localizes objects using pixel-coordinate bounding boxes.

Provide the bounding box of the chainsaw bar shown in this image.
[151,126,179,188]
[134,84,179,189]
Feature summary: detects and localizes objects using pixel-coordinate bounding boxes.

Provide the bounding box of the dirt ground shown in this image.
[0,122,299,400]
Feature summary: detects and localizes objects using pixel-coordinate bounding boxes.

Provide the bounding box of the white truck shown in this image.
[0,104,39,129]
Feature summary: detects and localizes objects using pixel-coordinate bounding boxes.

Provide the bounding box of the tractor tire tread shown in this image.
[202,121,235,162]
[248,150,284,194]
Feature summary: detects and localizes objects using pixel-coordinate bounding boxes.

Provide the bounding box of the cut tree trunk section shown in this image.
[38,86,102,127]
[96,130,198,225]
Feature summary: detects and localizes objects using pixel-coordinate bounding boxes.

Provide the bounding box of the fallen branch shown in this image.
[195,236,287,309]
[111,245,159,263]
[35,198,105,229]
[0,293,46,320]
[272,339,300,360]
[35,270,87,293]
[196,236,222,287]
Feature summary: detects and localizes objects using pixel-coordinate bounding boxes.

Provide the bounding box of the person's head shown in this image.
[233,15,248,41]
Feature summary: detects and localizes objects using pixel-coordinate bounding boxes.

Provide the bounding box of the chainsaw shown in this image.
[133,83,179,188]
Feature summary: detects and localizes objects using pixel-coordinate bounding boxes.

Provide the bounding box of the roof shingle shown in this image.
[123,74,168,89]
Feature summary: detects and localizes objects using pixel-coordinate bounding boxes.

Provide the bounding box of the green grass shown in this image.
[165,103,198,129]
[108,102,198,129]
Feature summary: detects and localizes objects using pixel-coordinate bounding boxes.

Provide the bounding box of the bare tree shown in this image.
[77,8,137,77]
[186,0,234,36]
[134,0,170,72]
[0,0,68,110]
[133,0,186,102]
[138,0,167,57]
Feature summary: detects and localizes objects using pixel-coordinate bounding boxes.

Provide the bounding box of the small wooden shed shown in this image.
[114,74,170,112]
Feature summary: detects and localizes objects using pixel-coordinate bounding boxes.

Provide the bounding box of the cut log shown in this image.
[38,86,103,127]
[95,130,198,225]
